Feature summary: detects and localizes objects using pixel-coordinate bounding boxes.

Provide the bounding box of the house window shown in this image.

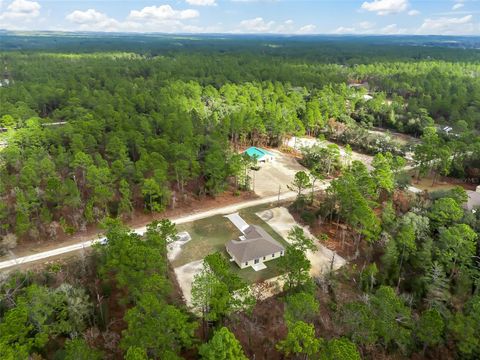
[263,256,266,260]
[272,253,275,258]
[280,251,284,255]
[245,262,248,266]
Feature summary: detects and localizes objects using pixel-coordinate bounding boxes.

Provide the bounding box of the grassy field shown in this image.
[172,204,290,283]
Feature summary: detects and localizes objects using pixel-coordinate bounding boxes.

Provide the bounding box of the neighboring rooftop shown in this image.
[226,225,284,264]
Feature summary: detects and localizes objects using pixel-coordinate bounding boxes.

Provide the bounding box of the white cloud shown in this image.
[6,0,39,13]
[379,23,406,34]
[65,9,124,32]
[333,22,414,35]
[361,0,409,15]
[296,24,316,34]
[452,3,464,10]
[359,21,375,29]
[66,9,109,24]
[128,5,199,21]
[333,26,356,34]
[418,14,476,34]
[408,9,420,16]
[186,0,217,6]
[236,17,316,34]
[277,22,295,33]
[239,17,275,32]
[65,5,209,33]
[0,0,40,22]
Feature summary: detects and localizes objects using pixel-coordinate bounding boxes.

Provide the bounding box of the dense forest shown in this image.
[0,34,479,359]
[1,35,479,242]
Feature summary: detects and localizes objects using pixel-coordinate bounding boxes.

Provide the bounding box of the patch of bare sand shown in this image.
[173,260,204,307]
[286,136,373,170]
[256,207,346,277]
[253,149,306,197]
[174,260,285,308]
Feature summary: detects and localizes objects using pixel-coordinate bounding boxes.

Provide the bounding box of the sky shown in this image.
[0,0,479,35]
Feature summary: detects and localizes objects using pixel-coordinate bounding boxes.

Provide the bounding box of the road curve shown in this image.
[0,190,311,270]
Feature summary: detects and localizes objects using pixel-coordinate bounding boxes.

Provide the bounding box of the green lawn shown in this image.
[172,204,289,283]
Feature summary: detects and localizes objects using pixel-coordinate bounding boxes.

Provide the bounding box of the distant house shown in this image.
[465,188,480,212]
[442,126,453,134]
[226,225,285,269]
[243,146,275,163]
[348,82,370,91]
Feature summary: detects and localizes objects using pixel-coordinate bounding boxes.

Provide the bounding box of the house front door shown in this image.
[254,258,259,264]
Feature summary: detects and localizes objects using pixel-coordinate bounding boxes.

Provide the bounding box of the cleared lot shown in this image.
[286,136,374,170]
[171,205,290,305]
[171,205,288,269]
[252,149,307,197]
[256,207,346,277]
[172,205,346,306]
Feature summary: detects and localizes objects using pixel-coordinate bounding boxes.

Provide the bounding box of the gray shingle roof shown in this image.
[226,225,285,263]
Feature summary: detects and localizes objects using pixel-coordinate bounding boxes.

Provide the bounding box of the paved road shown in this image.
[1,188,334,270]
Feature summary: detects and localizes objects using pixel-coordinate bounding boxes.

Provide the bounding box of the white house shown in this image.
[226,225,285,269]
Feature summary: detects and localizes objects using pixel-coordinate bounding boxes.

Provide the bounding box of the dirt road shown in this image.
[0,190,313,271]
[0,141,346,271]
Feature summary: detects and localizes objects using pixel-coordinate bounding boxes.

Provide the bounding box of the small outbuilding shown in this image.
[243,147,275,163]
[226,225,285,269]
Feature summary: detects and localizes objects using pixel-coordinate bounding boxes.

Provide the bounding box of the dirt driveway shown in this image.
[253,149,307,197]
[173,259,204,306]
[256,207,346,277]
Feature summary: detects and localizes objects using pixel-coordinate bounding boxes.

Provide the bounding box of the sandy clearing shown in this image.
[253,149,307,197]
[167,232,192,261]
[173,259,204,306]
[287,136,374,170]
[174,259,285,308]
[256,207,346,277]
[168,242,183,261]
